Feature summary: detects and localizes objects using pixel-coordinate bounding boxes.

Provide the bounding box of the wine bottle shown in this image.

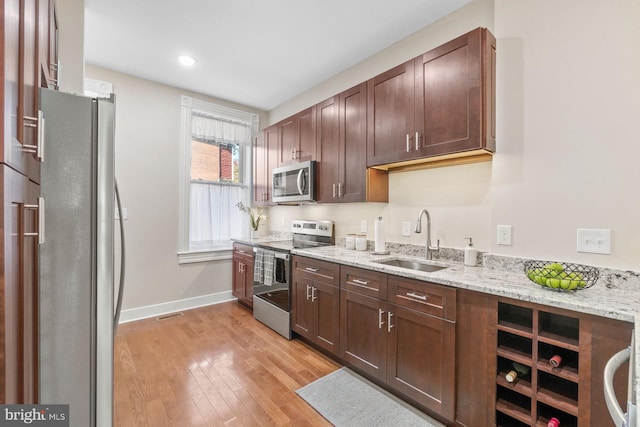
[505,361,530,382]
[549,354,563,368]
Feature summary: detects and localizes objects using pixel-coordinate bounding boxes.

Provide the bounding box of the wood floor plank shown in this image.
[114,302,340,426]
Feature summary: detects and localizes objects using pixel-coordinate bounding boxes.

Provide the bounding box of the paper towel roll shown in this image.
[374,217,385,253]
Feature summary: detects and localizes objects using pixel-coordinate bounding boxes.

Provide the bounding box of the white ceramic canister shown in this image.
[356,234,367,251]
[346,233,356,250]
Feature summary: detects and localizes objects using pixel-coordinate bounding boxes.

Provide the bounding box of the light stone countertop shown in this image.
[290,244,640,415]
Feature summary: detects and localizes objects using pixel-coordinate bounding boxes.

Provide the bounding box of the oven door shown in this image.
[272,160,316,203]
[253,249,290,311]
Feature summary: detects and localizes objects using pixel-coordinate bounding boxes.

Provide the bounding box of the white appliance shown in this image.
[38,88,125,427]
[605,335,637,427]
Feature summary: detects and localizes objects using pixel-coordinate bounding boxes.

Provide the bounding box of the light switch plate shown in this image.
[402,221,411,237]
[577,228,611,254]
[497,225,512,245]
[360,220,367,233]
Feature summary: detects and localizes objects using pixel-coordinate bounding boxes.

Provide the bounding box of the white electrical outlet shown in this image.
[577,228,611,254]
[360,220,367,233]
[402,221,411,237]
[497,225,512,245]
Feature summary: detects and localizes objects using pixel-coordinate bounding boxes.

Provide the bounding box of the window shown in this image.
[179,96,259,262]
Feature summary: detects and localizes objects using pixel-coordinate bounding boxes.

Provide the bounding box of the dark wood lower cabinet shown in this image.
[339,289,387,381]
[291,256,340,354]
[1,165,39,403]
[231,243,254,308]
[339,283,456,421]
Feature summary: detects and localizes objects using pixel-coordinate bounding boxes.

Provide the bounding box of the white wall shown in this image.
[56,0,84,93]
[266,0,640,270]
[85,65,267,313]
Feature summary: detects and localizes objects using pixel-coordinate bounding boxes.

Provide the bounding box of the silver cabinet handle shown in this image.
[387,311,394,333]
[352,279,369,286]
[305,267,318,272]
[338,182,343,198]
[22,111,45,161]
[23,197,45,244]
[50,61,60,90]
[406,134,410,152]
[332,183,337,198]
[311,286,317,302]
[306,284,312,301]
[236,249,246,254]
[415,132,420,150]
[406,292,427,301]
[378,308,385,329]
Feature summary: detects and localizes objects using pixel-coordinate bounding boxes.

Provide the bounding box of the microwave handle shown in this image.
[296,169,306,195]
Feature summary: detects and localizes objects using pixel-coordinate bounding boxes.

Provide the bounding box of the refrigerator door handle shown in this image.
[113,179,126,332]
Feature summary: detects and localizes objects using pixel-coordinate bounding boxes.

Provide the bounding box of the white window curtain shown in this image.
[189,113,251,249]
[189,183,245,248]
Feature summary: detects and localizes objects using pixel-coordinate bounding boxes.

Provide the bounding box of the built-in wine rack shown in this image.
[495,302,580,427]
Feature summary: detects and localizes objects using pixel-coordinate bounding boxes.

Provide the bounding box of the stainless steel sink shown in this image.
[373,258,448,273]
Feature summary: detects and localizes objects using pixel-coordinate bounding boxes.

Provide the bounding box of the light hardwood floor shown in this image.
[114,302,340,426]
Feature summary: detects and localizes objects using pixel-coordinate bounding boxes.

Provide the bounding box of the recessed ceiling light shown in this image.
[178,55,196,67]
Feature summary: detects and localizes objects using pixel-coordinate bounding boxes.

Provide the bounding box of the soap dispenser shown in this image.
[464,237,477,266]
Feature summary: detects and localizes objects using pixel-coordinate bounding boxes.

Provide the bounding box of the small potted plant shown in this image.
[236,202,267,238]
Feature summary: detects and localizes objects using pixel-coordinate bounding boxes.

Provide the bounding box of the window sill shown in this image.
[177,247,233,264]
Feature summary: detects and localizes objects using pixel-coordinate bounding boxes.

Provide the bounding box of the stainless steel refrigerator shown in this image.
[38,88,125,427]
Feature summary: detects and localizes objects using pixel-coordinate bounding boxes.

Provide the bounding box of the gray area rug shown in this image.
[296,367,445,427]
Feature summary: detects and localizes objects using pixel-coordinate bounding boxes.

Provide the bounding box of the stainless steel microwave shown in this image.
[272,160,316,203]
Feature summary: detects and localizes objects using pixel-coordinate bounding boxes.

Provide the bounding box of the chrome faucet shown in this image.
[415,209,440,260]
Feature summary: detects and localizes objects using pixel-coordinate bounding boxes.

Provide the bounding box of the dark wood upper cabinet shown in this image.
[366,60,416,167]
[316,83,388,203]
[367,27,496,171]
[415,27,496,158]
[278,106,316,165]
[253,126,278,206]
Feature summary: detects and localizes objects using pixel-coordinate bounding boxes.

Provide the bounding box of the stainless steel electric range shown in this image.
[252,219,334,339]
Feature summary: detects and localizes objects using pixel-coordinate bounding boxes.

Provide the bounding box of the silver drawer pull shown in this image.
[236,249,246,254]
[378,308,385,329]
[387,311,394,333]
[352,279,369,286]
[406,133,410,152]
[406,292,427,301]
[311,286,317,302]
[24,197,45,244]
[305,267,318,272]
[306,284,312,301]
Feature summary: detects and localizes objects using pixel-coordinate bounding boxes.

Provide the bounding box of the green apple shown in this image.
[578,280,587,288]
[560,279,572,290]
[534,275,548,286]
[547,278,561,289]
[568,280,579,290]
[545,263,564,272]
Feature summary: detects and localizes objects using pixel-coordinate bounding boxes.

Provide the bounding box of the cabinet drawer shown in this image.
[292,256,339,286]
[341,266,388,299]
[233,243,254,259]
[388,276,456,321]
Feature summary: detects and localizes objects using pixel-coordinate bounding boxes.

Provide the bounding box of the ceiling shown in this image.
[84,0,471,111]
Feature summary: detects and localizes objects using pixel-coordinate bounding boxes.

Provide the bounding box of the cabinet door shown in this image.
[454,290,495,427]
[232,255,246,301]
[243,256,254,305]
[312,280,339,354]
[366,59,416,167]
[315,96,339,203]
[20,0,41,183]
[291,276,314,338]
[253,126,277,206]
[36,0,51,87]
[278,116,297,164]
[338,82,367,202]
[339,289,387,381]
[415,27,496,157]
[387,304,455,421]
[1,165,27,403]
[298,106,316,162]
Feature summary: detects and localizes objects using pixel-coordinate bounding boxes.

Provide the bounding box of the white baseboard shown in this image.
[118,291,235,324]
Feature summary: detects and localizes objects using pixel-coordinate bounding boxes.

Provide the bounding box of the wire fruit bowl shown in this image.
[523,260,599,291]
